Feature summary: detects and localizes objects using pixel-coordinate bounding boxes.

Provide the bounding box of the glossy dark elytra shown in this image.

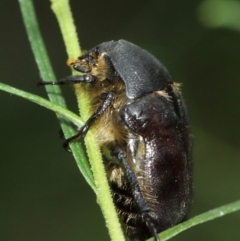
[39,39,193,241]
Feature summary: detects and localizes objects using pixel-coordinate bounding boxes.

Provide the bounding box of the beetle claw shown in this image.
[63,139,72,153]
[141,212,160,241]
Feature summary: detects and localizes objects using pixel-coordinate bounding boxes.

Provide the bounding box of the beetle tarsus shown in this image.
[38,75,96,86]
[63,139,72,152]
[142,212,160,241]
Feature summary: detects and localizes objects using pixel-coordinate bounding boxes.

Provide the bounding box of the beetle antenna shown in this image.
[37,81,59,86]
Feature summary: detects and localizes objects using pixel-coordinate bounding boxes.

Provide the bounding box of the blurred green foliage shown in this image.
[198,0,240,30]
[1,0,240,241]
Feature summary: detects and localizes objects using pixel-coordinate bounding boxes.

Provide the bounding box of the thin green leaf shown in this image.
[147,199,240,241]
[18,0,95,191]
[0,82,83,127]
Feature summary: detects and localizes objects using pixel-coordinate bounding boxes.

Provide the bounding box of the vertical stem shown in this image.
[50,0,125,240]
[18,0,95,191]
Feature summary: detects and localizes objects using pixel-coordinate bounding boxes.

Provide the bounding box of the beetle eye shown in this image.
[91,52,98,60]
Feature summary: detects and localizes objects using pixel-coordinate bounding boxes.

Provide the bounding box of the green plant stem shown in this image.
[50,1,125,241]
[0,83,82,126]
[18,0,95,192]
[152,199,240,241]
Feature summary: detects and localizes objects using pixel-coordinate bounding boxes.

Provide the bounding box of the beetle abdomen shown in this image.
[120,89,192,236]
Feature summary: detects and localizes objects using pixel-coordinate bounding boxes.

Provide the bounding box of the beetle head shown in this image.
[68,48,100,73]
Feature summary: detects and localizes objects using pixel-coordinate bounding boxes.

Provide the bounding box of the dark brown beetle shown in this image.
[39,40,193,241]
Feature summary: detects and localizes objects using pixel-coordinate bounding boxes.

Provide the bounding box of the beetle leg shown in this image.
[142,212,160,241]
[112,147,160,241]
[38,74,96,86]
[63,92,115,151]
[113,148,149,212]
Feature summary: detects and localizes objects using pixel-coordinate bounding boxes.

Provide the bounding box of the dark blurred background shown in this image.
[1,0,240,240]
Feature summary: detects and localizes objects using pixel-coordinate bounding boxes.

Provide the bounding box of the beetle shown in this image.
[39,39,193,241]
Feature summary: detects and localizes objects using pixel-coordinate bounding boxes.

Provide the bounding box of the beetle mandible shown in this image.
[39,39,193,241]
